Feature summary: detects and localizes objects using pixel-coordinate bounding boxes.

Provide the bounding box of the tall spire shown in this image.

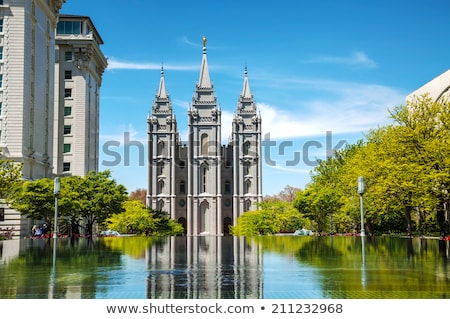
[157,66,168,98]
[241,66,252,99]
[198,35,211,88]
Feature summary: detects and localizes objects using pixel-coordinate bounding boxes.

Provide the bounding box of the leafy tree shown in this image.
[8,170,128,237]
[105,200,183,236]
[78,170,128,236]
[0,156,22,199]
[8,178,55,222]
[231,200,308,236]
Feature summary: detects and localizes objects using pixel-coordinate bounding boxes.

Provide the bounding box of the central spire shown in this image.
[198,35,211,88]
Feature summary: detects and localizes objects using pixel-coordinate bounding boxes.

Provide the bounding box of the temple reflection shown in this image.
[145,236,263,298]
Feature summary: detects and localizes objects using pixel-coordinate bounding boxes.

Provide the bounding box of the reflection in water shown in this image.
[0,236,449,299]
[361,237,367,290]
[145,236,263,298]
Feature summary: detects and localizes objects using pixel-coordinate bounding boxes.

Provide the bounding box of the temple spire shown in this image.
[157,66,168,98]
[241,66,252,99]
[198,36,211,88]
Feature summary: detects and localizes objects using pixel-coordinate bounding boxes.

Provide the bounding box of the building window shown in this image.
[57,21,82,35]
[243,141,251,156]
[0,47,3,60]
[64,88,72,98]
[63,143,71,153]
[64,125,71,135]
[179,199,185,207]
[201,134,208,156]
[63,162,71,172]
[202,166,207,193]
[245,199,252,212]
[0,102,2,116]
[64,106,72,116]
[157,199,164,211]
[245,180,251,194]
[0,19,3,33]
[180,181,185,194]
[179,160,186,169]
[0,74,3,88]
[157,162,164,176]
[64,51,73,61]
[157,141,165,156]
[158,180,164,194]
[64,70,72,80]
[224,181,231,194]
[0,208,4,221]
[244,163,250,175]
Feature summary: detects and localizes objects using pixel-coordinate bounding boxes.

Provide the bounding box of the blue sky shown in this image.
[60,0,450,196]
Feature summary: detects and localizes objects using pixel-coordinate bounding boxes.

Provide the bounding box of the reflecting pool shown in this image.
[0,236,449,299]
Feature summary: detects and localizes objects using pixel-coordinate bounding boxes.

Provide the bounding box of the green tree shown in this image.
[78,170,128,236]
[0,156,22,199]
[105,200,183,236]
[231,200,308,236]
[8,178,55,224]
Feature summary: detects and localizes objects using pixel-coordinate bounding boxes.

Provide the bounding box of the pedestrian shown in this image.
[31,225,37,237]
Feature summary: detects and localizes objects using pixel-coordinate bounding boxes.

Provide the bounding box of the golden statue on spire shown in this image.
[202,35,207,48]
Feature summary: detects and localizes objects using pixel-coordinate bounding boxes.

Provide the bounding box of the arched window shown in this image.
[243,141,251,156]
[245,199,252,212]
[202,165,208,193]
[158,180,165,194]
[157,162,164,176]
[157,141,165,156]
[245,180,251,194]
[243,163,250,175]
[157,199,164,211]
[201,133,208,156]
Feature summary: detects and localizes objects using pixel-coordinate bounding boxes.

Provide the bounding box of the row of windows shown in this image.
[157,179,247,195]
[57,21,82,35]
[157,139,253,157]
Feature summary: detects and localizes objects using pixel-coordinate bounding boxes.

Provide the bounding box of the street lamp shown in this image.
[358,176,365,237]
[53,177,60,239]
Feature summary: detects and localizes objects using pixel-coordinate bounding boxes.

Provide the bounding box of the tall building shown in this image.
[0,0,65,238]
[54,14,107,177]
[147,38,262,235]
[0,2,106,238]
[0,0,65,180]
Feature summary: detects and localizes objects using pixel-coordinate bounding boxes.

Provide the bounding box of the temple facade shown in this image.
[147,39,262,235]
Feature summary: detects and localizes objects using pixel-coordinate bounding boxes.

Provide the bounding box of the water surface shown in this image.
[0,236,448,299]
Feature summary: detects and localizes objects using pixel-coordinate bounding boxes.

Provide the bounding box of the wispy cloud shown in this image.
[253,77,405,139]
[178,36,200,48]
[305,51,377,68]
[106,57,198,71]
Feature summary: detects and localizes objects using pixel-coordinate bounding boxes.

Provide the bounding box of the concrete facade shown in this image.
[0,2,106,238]
[407,68,450,102]
[54,14,107,177]
[147,40,263,235]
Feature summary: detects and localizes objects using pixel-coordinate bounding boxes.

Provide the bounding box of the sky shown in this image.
[60,0,450,196]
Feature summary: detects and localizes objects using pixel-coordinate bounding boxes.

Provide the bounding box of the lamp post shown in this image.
[50,176,60,299]
[53,177,60,239]
[358,176,365,237]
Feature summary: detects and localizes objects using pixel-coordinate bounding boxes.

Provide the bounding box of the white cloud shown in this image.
[305,51,377,68]
[106,57,198,71]
[253,76,405,139]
